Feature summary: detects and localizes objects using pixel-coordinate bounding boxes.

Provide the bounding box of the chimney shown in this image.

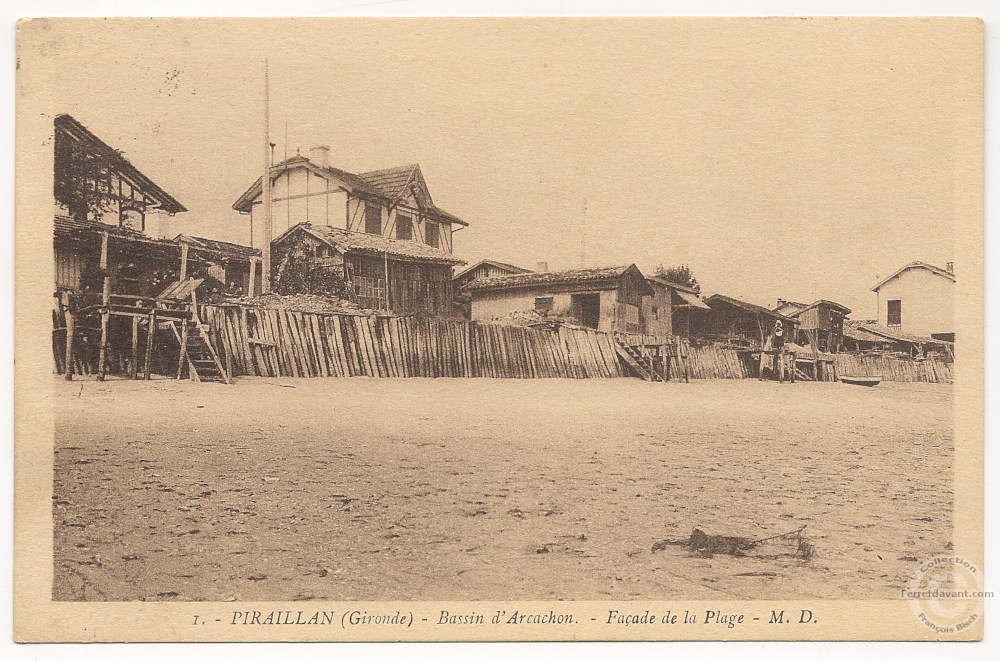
[309,145,330,169]
[946,261,954,275]
[777,298,787,307]
[536,261,548,273]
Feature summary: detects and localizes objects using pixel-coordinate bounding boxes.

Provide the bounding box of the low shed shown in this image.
[464,264,653,332]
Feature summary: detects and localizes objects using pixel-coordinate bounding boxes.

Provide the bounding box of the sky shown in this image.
[25,18,979,318]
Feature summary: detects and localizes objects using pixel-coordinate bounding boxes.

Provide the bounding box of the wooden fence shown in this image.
[832,353,953,384]
[200,305,623,379]
[52,301,954,384]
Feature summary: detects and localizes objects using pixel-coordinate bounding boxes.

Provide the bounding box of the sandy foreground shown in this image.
[51,376,953,602]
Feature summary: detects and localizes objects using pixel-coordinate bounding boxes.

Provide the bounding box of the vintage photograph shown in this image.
[14,16,983,641]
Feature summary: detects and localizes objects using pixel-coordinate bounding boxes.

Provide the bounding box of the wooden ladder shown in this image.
[176,321,230,384]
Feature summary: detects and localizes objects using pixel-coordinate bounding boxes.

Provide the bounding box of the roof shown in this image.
[274,223,465,265]
[843,321,896,344]
[453,259,533,282]
[704,294,801,324]
[462,264,654,295]
[54,214,173,246]
[232,158,468,226]
[175,234,261,260]
[871,261,956,291]
[673,288,711,310]
[848,321,951,347]
[784,299,852,317]
[55,114,187,214]
[647,276,700,295]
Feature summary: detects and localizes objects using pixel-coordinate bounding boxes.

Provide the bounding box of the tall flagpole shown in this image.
[261,59,273,294]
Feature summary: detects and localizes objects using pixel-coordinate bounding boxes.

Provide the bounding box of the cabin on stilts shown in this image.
[52,114,261,382]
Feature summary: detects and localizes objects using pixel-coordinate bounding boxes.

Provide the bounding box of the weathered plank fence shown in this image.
[832,353,953,384]
[52,302,954,383]
[199,305,623,379]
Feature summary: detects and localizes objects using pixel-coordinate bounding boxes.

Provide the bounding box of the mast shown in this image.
[261,59,273,294]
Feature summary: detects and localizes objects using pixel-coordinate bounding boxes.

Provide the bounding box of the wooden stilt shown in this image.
[130,315,140,379]
[248,257,258,297]
[63,295,74,381]
[96,231,110,381]
[179,242,189,281]
[176,321,188,379]
[144,311,156,380]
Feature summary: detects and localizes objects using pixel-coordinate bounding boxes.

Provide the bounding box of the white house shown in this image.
[871,261,955,342]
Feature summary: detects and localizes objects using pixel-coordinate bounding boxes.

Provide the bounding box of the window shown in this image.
[364,201,382,235]
[396,214,412,240]
[425,219,439,248]
[535,296,554,315]
[887,299,901,328]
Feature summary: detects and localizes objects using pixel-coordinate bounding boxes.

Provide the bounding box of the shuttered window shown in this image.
[887,299,901,328]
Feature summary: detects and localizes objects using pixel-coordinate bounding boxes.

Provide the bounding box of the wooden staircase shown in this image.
[174,320,230,384]
[613,334,692,382]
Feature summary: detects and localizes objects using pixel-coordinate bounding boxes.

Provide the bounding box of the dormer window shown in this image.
[425,219,439,248]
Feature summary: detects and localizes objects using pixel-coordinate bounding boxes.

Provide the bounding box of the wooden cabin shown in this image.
[642,278,711,338]
[694,294,800,349]
[772,298,852,353]
[271,223,464,315]
[463,264,654,332]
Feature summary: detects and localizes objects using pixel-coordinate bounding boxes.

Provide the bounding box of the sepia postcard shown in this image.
[13,17,984,642]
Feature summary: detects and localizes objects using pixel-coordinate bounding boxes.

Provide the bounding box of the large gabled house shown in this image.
[233,147,469,316]
[871,261,956,342]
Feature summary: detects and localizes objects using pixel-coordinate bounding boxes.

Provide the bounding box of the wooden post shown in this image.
[248,257,258,297]
[179,242,189,281]
[144,311,156,380]
[62,293,74,381]
[129,315,140,379]
[96,231,111,381]
[178,320,189,379]
[789,351,796,383]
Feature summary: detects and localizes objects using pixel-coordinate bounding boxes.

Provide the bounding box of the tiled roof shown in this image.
[463,264,651,293]
[175,234,261,260]
[871,261,956,291]
[704,294,801,324]
[786,299,852,316]
[357,164,419,200]
[278,223,465,265]
[847,321,951,347]
[54,215,171,245]
[233,158,468,226]
[453,259,533,282]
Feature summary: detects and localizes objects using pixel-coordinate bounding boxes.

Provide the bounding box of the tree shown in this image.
[654,264,700,292]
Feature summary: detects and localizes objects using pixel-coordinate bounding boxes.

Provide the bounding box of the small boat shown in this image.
[839,375,881,387]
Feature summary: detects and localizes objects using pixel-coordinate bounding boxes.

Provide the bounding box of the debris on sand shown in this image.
[652,526,815,560]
